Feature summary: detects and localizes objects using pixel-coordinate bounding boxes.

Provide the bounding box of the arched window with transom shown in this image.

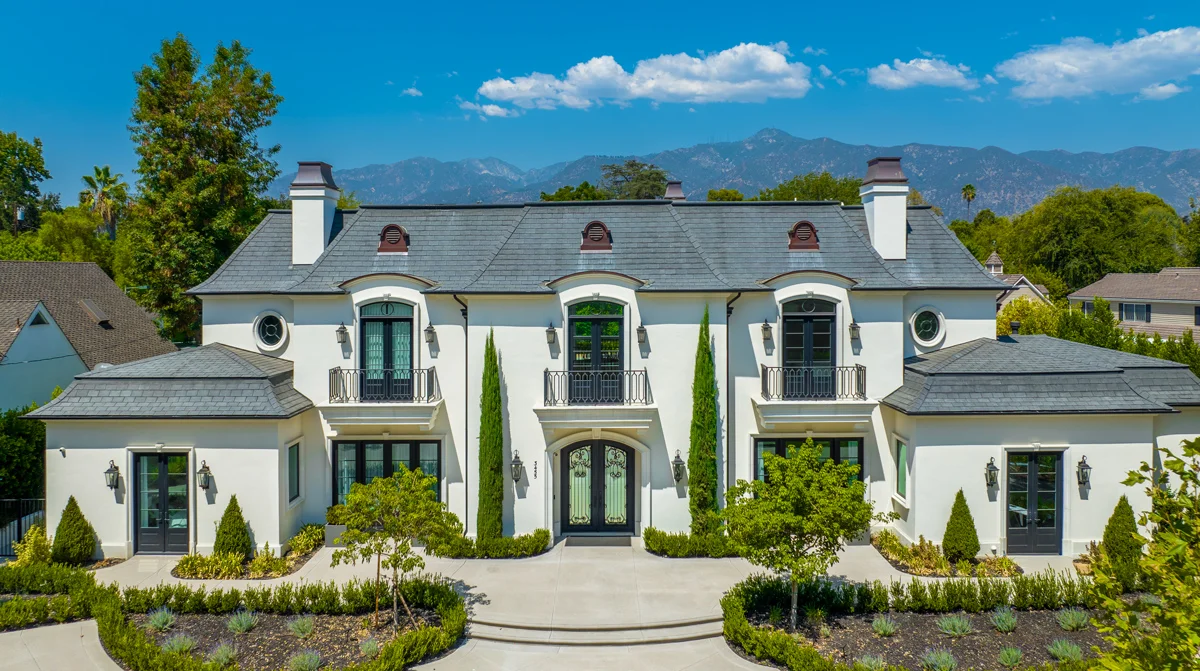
[359,301,414,400]
[780,298,836,398]
[567,301,624,402]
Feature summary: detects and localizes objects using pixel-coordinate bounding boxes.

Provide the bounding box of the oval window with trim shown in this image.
[912,310,942,345]
[254,311,288,350]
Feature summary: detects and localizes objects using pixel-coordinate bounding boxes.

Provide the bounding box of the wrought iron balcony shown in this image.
[329,367,441,403]
[760,364,866,401]
[544,369,652,406]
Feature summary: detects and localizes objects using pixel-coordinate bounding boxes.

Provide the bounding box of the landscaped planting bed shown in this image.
[872,530,1023,578]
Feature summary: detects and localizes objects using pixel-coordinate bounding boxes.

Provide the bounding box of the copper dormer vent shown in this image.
[378,224,409,253]
[788,221,819,250]
[580,220,612,252]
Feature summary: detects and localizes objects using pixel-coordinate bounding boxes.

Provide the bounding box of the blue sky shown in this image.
[3,1,1199,196]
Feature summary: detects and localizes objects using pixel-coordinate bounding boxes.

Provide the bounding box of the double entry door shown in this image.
[782,314,835,398]
[1006,452,1063,554]
[361,316,413,401]
[561,441,634,533]
[568,312,623,403]
[135,454,189,554]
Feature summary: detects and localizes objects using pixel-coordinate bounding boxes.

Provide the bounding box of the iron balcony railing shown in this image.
[760,364,867,401]
[544,369,652,406]
[329,367,441,403]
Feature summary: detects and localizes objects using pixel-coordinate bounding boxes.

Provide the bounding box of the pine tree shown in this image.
[50,496,97,565]
[476,329,504,542]
[688,306,719,535]
[213,495,253,562]
[942,489,981,563]
[1101,494,1143,591]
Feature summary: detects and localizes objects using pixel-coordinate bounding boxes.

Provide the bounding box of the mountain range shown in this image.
[269,129,1200,218]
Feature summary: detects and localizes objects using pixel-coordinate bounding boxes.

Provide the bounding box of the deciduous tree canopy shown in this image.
[754,171,861,203]
[0,131,51,234]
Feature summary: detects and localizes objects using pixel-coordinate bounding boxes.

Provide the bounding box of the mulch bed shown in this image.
[740,610,1106,670]
[870,544,1025,578]
[129,607,439,669]
[168,549,318,581]
[86,557,127,571]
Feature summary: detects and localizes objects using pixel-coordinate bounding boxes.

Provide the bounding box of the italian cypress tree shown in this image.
[1101,495,1143,591]
[942,489,981,563]
[476,328,504,542]
[50,496,97,565]
[213,495,253,562]
[688,306,719,535]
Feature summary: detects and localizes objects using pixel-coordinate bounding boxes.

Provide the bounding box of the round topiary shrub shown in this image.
[213,495,253,562]
[51,495,97,565]
[1101,495,1143,591]
[942,489,981,563]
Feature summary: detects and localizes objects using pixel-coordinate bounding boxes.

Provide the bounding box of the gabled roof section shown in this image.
[1069,269,1200,303]
[0,261,176,368]
[0,300,41,359]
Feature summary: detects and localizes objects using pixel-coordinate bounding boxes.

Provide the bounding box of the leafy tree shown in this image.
[707,188,744,201]
[50,496,96,565]
[941,489,981,563]
[1093,438,1200,670]
[213,495,253,562]
[0,231,57,262]
[37,206,113,274]
[723,438,889,630]
[688,306,719,534]
[600,160,667,200]
[0,404,45,499]
[336,190,361,209]
[78,165,128,240]
[0,131,51,234]
[476,329,504,542]
[1101,495,1144,592]
[961,183,976,220]
[907,188,943,216]
[539,180,612,201]
[949,208,1011,263]
[1180,197,1200,266]
[125,34,282,340]
[754,171,861,203]
[331,467,458,627]
[996,296,1061,337]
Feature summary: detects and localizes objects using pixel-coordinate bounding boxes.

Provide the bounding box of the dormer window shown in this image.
[378,224,409,253]
[788,221,818,251]
[580,221,612,253]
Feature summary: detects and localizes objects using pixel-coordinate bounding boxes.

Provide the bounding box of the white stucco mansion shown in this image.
[33,158,1200,559]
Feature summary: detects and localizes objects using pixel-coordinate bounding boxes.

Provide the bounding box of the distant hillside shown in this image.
[269,129,1200,218]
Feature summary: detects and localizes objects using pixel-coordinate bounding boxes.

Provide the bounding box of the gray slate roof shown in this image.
[189,202,1007,296]
[27,344,312,420]
[882,335,1200,415]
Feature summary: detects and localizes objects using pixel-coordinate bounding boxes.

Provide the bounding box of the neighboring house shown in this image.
[985,251,1051,312]
[0,262,176,410]
[32,159,1200,560]
[1069,268,1200,338]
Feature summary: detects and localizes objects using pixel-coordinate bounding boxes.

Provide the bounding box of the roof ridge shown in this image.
[922,211,1006,285]
[908,370,935,412]
[459,205,533,292]
[667,206,733,289]
[190,212,285,294]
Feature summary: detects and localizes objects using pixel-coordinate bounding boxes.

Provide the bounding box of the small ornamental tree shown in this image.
[331,466,458,627]
[688,306,719,535]
[942,489,981,563]
[476,328,504,543]
[50,496,97,565]
[723,438,892,630]
[1094,439,1200,670]
[213,495,253,562]
[1101,494,1144,592]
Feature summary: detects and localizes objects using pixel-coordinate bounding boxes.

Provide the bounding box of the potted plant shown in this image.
[325,505,348,547]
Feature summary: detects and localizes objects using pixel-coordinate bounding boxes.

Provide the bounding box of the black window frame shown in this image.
[1119,303,1151,323]
[1194,306,1199,327]
[287,442,301,503]
[753,437,865,482]
[332,439,442,505]
[566,301,626,403]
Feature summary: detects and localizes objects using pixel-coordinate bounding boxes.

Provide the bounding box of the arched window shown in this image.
[359,301,415,400]
[788,221,819,250]
[780,298,836,398]
[567,301,624,402]
[378,224,409,253]
[580,221,612,252]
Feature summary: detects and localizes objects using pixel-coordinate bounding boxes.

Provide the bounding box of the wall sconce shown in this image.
[636,324,647,344]
[545,324,556,344]
[104,460,119,490]
[196,460,212,490]
[672,450,686,483]
[985,457,999,488]
[510,451,524,483]
[761,320,772,341]
[424,323,436,344]
[849,322,861,340]
[335,322,348,344]
[1076,456,1092,487]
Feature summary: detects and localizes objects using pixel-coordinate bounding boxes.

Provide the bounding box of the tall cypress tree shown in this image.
[476,329,504,541]
[688,306,719,535]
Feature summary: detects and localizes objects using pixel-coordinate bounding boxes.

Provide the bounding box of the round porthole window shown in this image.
[910,307,945,347]
[253,311,288,351]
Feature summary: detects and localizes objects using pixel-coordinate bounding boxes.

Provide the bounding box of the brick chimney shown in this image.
[290,162,339,265]
[860,157,909,260]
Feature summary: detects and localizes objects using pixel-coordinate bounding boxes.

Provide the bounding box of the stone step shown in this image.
[466,618,724,646]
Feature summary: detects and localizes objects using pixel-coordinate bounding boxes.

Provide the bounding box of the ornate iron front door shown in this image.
[560,441,634,533]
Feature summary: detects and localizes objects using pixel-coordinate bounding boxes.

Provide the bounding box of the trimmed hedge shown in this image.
[1101,495,1142,592]
[213,495,254,562]
[941,489,981,563]
[429,529,551,559]
[0,564,96,631]
[642,527,736,558]
[51,496,97,565]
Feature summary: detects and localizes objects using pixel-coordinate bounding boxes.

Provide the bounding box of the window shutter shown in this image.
[1145,304,1151,323]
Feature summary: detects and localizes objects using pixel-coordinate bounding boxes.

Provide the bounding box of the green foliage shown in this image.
[706,188,744,201]
[247,542,288,578]
[1056,607,1090,631]
[600,159,667,199]
[336,190,362,209]
[359,637,379,659]
[427,528,549,559]
[0,404,45,498]
[0,562,93,595]
[0,231,57,261]
[539,180,612,201]
[936,613,973,637]
[1048,639,1084,662]
[942,490,981,563]
[1093,438,1200,670]
[173,552,243,579]
[36,206,113,274]
[287,524,325,557]
[871,614,897,637]
[476,328,504,543]
[10,524,51,568]
[160,633,197,654]
[991,606,1017,633]
[288,650,321,671]
[146,606,175,632]
[961,183,976,219]
[688,306,719,535]
[287,614,314,639]
[641,527,734,558]
[1101,495,1143,592]
[225,609,257,634]
[125,34,282,340]
[998,646,1023,668]
[78,165,128,240]
[213,495,253,562]
[207,641,237,666]
[919,648,957,670]
[854,654,887,671]
[325,505,347,525]
[50,496,96,565]
[0,130,51,234]
[754,171,861,203]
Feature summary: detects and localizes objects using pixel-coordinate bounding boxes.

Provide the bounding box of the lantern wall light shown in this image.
[545,324,556,344]
[104,461,119,490]
[761,320,773,341]
[672,450,686,483]
[636,324,647,344]
[335,322,349,344]
[196,460,212,490]
[424,323,436,344]
[510,451,524,483]
[849,321,861,340]
[1076,456,1092,487]
[985,457,999,488]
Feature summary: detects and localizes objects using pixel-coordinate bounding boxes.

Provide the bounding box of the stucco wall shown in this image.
[0,308,87,410]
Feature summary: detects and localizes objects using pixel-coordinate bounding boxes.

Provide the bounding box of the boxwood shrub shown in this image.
[428,528,550,559]
[643,527,736,558]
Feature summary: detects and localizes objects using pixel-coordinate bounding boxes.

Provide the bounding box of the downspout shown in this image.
[454,294,469,534]
[724,292,741,503]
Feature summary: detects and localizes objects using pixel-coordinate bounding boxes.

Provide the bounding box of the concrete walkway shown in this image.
[0,621,119,671]
[413,637,768,670]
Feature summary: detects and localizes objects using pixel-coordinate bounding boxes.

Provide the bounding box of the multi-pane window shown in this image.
[568,301,624,403]
[754,437,864,481]
[1081,301,1093,316]
[894,439,908,499]
[288,443,300,502]
[333,440,441,504]
[1119,303,1150,322]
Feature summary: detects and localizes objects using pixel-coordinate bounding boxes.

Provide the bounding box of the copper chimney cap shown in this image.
[664,180,685,200]
[291,161,338,189]
[862,157,908,186]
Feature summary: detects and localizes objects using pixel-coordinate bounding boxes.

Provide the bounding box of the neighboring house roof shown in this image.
[0,300,41,360]
[189,202,1007,296]
[985,251,1003,267]
[26,343,313,420]
[882,335,1200,415]
[1069,268,1200,303]
[996,274,1049,301]
[0,262,176,368]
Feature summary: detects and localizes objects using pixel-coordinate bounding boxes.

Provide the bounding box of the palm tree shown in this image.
[79,165,128,240]
[961,183,977,221]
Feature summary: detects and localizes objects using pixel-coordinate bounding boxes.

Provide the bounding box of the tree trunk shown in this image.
[397,577,418,629]
[790,576,798,632]
[392,564,399,626]
[373,553,381,627]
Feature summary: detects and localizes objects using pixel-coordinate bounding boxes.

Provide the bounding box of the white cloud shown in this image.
[401,86,423,97]
[983,74,998,84]
[458,100,521,119]
[1146,14,1156,20]
[867,58,980,90]
[1138,28,1150,37]
[818,64,833,77]
[803,46,827,56]
[446,71,458,77]
[917,47,945,59]
[385,80,394,86]
[995,27,1200,99]
[474,42,812,112]
[1137,82,1190,100]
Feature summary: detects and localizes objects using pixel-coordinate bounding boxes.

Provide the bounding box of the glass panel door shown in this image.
[561,441,633,533]
[335,443,357,505]
[363,321,386,399]
[566,445,592,528]
[603,445,629,526]
[137,455,161,552]
[136,454,189,554]
[1006,452,1062,554]
[164,455,189,553]
[390,321,413,399]
[364,443,385,483]
[781,314,836,399]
